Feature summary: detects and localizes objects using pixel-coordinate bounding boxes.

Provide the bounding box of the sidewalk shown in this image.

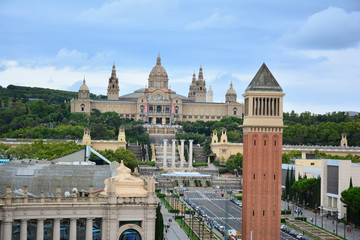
[160,203,191,240]
[282,200,359,240]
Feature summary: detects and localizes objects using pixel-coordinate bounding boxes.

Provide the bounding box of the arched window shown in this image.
[149,106,153,113]
[233,107,237,115]
[175,106,179,114]
[119,229,141,240]
[140,105,144,113]
[157,106,162,113]
[80,104,85,112]
[165,106,170,113]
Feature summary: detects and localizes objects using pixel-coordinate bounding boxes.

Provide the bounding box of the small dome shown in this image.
[79,78,89,91]
[148,55,168,81]
[226,82,236,95]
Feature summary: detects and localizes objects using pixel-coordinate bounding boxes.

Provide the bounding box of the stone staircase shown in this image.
[193,146,207,163]
[128,144,142,162]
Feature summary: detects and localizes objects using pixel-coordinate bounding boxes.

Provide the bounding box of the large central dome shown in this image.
[148,55,169,89]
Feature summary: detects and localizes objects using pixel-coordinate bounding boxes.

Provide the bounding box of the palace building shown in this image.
[71,55,244,124]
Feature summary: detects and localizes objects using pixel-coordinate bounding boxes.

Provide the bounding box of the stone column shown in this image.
[20,219,28,240]
[36,219,44,240]
[2,221,13,240]
[86,218,93,240]
[189,140,193,168]
[70,218,77,240]
[163,139,168,168]
[172,139,176,169]
[53,219,61,240]
[180,139,185,168]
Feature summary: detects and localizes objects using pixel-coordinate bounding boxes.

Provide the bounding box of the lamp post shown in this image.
[315,203,317,226]
[321,206,323,228]
[292,196,295,216]
[191,211,194,237]
[344,213,346,239]
[335,211,338,235]
[287,194,289,211]
[297,197,300,217]
[303,199,305,216]
[202,219,205,239]
[198,214,201,239]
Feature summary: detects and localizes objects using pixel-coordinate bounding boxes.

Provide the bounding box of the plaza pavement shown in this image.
[282,200,360,240]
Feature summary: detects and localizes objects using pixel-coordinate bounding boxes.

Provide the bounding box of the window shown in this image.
[222,149,226,154]
[254,140,256,146]
[264,140,266,146]
[217,116,220,119]
[165,107,170,113]
[206,116,209,119]
[311,163,315,166]
[194,116,198,119]
[183,116,187,119]
[80,104,85,112]
[189,116,192,119]
[253,210,255,216]
[233,107,237,115]
[149,106,153,113]
[263,210,265,216]
[211,116,215,119]
[126,114,129,118]
[253,174,255,179]
[157,106,162,113]
[200,116,203,119]
[274,141,277,146]
[131,115,135,117]
[274,174,276,180]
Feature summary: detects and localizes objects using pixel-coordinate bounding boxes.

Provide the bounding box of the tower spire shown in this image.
[198,65,203,81]
[156,54,161,66]
[111,63,117,78]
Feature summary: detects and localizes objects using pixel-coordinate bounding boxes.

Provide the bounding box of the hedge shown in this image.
[295,217,307,221]
[139,161,156,166]
[175,215,184,219]
[237,195,242,200]
[170,209,180,213]
[155,189,161,193]
[281,210,291,214]
[281,218,287,223]
[192,162,208,167]
[156,193,166,198]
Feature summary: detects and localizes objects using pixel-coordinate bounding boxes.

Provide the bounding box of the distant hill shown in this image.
[0,85,104,105]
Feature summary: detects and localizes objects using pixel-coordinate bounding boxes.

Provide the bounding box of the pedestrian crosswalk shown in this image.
[188,198,228,201]
[213,216,242,220]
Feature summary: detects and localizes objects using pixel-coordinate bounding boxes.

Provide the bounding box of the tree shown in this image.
[225,153,243,174]
[342,186,360,226]
[95,148,139,171]
[155,204,164,240]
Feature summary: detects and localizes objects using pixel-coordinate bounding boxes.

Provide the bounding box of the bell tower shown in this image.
[241,63,285,240]
[107,64,119,100]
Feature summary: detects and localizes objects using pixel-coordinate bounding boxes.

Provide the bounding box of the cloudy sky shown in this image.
[0,0,359,114]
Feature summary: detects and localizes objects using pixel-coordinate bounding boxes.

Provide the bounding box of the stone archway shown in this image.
[117,224,144,240]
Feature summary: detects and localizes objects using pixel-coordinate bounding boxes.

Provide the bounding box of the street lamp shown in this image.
[344,213,347,239]
[303,199,305,216]
[315,203,317,226]
[292,196,295,216]
[202,219,205,239]
[335,211,338,235]
[287,194,289,211]
[321,206,323,228]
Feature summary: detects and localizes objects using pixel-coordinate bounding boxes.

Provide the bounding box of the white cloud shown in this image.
[185,13,237,30]
[280,7,360,49]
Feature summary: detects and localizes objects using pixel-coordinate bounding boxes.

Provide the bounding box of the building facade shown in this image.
[0,161,157,240]
[241,63,285,240]
[71,56,244,124]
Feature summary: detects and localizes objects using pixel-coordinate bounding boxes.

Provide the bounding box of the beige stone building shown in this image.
[0,161,157,240]
[71,56,244,124]
[81,127,127,151]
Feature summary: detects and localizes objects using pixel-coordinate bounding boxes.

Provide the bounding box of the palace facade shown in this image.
[71,56,244,124]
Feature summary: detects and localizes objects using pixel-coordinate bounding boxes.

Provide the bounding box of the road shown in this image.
[185,189,304,240]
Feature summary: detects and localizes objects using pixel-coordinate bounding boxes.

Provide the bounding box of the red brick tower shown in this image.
[241,63,285,240]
